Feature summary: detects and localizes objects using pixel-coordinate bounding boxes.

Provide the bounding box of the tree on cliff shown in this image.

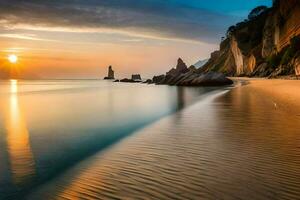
[248,6,268,20]
[226,26,236,37]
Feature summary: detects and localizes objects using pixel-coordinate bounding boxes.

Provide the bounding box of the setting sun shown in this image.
[8,55,18,64]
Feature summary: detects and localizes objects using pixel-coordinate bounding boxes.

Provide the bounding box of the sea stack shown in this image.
[131,74,141,81]
[104,66,115,79]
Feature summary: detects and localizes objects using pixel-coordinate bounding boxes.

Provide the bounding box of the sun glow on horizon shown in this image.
[8,54,18,64]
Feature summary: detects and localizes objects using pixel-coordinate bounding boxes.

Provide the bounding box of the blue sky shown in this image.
[173,0,272,14]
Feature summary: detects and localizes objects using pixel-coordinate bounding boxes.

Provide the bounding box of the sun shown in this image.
[8,54,18,64]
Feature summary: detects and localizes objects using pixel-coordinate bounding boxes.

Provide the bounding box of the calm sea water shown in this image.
[0,80,221,199]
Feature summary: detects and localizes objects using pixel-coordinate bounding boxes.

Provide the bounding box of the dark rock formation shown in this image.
[193,59,209,68]
[200,0,300,78]
[176,58,189,72]
[189,65,197,72]
[120,78,133,83]
[178,72,233,86]
[152,75,165,84]
[104,66,115,79]
[152,58,233,86]
[120,78,142,83]
[119,74,142,83]
[131,74,141,80]
[294,53,300,76]
[166,58,189,77]
[143,79,153,84]
[113,79,119,82]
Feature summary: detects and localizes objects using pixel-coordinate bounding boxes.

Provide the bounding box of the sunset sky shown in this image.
[0,0,271,79]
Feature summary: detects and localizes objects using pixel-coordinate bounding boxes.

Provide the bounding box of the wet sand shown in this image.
[238,78,300,115]
[28,79,300,199]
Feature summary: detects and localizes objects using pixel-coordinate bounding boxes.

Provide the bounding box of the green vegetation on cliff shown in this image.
[201,0,300,78]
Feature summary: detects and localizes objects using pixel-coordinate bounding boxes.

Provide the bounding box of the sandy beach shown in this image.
[232,78,300,116]
[28,79,300,199]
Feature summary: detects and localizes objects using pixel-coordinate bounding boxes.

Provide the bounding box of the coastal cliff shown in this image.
[199,0,300,77]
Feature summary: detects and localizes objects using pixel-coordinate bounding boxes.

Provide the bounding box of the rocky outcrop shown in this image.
[143,79,153,84]
[119,74,143,83]
[120,78,142,83]
[179,72,233,86]
[152,58,233,86]
[262,12,277,58]
[295,58,300,76]
[166,58,189,76]
[104,66,115,79]
[193,59,209,68]
[152,75,165,84]
[131,74,141,80]
[245,54,257,74]
[275,0,300,51]
[202,0,300,78]
[230,37,244,75]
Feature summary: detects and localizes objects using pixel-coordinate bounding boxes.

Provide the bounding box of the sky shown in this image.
[0,0,272,79]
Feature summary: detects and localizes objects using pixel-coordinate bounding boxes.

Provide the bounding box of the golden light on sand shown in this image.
[8,54,18,64]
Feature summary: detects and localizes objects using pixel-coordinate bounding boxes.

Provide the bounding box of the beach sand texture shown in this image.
[29,79,300,200]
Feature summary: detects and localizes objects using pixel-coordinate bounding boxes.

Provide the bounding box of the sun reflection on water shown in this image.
[5,79,35,184]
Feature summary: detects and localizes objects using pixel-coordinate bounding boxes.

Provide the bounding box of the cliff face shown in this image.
[201,0,300,77]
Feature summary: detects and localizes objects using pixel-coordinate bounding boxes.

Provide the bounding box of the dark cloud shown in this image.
[0,0,239,43]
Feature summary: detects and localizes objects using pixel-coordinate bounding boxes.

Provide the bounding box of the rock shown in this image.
[166,70,194,85]
[120,78,142,83]
[230,36,244,75]
[294,54,300,76]
[179,72,233,86]
[166,68,177,76]
[120,78,133,83]
[113,79,119,82]
[143,79,153,84]
[176,58,189,73]
[262,12,277,58]
[193,59,209,68]
[131,74,141,80]
[252,63,273,77]
[104,65,115,79]
[119,74,142,83]
[188,65,197,72]
[152,75,165,84]
[166,58,189,77]
[152,57,233,87]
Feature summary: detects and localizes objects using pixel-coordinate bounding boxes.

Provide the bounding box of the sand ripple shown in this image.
[29,88,300,200]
